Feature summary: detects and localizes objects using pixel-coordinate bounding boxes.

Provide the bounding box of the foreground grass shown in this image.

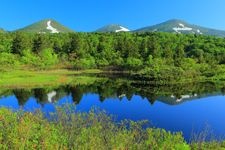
[0,69,102,88]
[0,108,225,150]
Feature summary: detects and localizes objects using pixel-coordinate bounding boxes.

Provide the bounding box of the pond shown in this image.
[0,75,225,141]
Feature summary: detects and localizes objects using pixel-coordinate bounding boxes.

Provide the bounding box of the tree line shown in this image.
[1,32,225,79]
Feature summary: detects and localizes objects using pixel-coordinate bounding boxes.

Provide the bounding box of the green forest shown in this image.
[1,32,225,149]
[1,32,225,81]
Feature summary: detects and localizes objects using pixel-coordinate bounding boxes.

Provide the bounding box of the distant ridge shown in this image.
[134,19,225,37]
[2,18,225,37]
[15,19,74,33]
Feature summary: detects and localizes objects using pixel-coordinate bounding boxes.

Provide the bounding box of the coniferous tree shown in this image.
[12,32,30,55]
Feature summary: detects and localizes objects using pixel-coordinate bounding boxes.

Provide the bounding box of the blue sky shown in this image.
[1,0,225,31]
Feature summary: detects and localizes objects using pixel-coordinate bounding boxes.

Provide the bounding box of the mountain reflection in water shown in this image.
[0,78,225,140]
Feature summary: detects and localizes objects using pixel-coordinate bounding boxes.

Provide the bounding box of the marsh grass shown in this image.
[0,69,101,88]
[190,124,225,150]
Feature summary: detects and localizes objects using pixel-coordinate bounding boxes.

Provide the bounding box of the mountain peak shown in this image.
[134,19,225,37]
[16,19,74,33]
[166,19,187,23]
[96,24,130,33]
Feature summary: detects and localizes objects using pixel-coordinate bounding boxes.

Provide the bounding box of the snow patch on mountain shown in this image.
[173,23,193,33]
[197,29,203,34]
[179,23,185,28]
[171,94,198,103]
[115,26,130,32]
[174,23,203,35]
[47,21,59,33]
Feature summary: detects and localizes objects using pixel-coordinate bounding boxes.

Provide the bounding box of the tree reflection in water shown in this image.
[0,77,224,107]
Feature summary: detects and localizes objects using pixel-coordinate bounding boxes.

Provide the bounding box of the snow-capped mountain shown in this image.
[3,18,225,37]
[134,19,225,37]
[15,19,74,33]
[95,24,130,33]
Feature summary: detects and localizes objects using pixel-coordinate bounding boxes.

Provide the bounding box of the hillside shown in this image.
[134,19,225,37]
[95,24,130,33]
[16,19,74,33]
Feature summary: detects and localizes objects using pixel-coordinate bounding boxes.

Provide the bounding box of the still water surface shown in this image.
[0,77,225,140]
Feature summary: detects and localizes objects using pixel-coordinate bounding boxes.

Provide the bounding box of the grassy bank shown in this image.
[0,69,102,88]
[0,108,224,150]
[1,68,225,91]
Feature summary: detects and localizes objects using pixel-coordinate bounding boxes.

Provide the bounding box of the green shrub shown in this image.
[0,107,188,150]
[38,48,58,69]
[0,108,67,149]
[126,57,143,70]
[0,107,225,150]
[74,56,96,69]
[21,48,58,70]
[0,53,20,71]
[144,128,190,150]
[21,49,40,67]
[96,58,110,67]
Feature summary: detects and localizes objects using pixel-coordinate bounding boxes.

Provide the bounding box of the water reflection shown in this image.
[0,79,225,107]
[0,78,225,140]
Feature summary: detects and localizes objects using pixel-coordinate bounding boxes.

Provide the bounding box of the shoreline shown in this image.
[1,69,225,89]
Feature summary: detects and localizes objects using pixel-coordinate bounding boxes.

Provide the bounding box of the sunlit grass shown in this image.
[0,69,102,88]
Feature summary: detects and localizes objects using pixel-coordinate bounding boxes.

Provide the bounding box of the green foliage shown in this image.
[96,58,110,67]
[0,108,66,149]
[11,32,31,55]
[126,57,143,70]
[145,128,190,150]
[21,48,58,69]
[1,32,225,81]
[38,48,58,69]
[1,107,224,149]
[174,44,185,67]
[69,33,86,58]
[21,49,40,67]
[74,56,96,69]
[0,108,189,149]
[0,33,12,53]
[0,53,20,71]
[190,141,225,150]
[32,34,49,53]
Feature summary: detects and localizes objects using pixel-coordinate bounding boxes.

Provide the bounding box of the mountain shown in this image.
[8,18,225,36]
[16,19,74,33]
[135,19,225,37]
[95,24,130,33]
